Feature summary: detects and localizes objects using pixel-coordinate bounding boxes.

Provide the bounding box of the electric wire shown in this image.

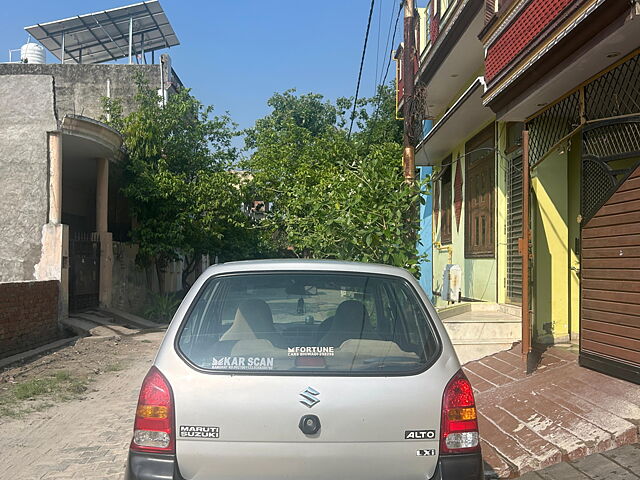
[374,0,382,95]
[367,0,403,133]
[381,1,403,89]
[378,0,399,87]
[348,0,377,139]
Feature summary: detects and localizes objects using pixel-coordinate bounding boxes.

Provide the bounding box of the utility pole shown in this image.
[402,0,416,184]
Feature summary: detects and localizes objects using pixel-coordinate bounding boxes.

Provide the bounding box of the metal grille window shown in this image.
[506,154,523,304]
[506,122,524,304]
[585,54,640,120]
[527,91,580,166]
[465,125,495,258]
[527,53,640,167]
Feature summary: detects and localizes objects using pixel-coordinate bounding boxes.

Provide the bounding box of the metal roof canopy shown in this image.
[24,1,179,64]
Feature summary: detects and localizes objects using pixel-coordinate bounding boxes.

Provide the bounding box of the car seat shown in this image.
[318,300,379,347]
[220,299,278,343]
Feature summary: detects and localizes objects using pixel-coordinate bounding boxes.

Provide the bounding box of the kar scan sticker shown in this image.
[179,425,219,438]
[211,356,274,370]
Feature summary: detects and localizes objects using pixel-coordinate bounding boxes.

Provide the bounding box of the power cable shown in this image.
[367,0,403,135]
[374,0,382,94]
[381,1,403,88]
[378,0,400,87]
[348,0,376,139]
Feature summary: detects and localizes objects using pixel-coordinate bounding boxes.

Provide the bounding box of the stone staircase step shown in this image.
[483,406,565,472]
[101,307,161,330]
[443,317,520,323]
[61,317,119,337]
[74,312,138,336]
[452,338,518,346]
[444,323,521,342]
[455,344,518,365]
[470,344,640,478]
[481,442,517,479]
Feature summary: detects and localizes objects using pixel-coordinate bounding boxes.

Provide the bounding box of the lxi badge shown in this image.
[417,449,436,456]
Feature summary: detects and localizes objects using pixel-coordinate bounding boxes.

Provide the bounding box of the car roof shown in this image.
[203,259,415,281]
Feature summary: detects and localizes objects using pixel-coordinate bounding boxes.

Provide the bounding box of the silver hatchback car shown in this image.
[125,260,483,480]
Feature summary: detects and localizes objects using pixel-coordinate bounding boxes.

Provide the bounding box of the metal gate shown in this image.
[69,232,100,312]
[580,117,640,384]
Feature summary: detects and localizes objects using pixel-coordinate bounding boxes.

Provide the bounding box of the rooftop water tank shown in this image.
[20,43,45,64]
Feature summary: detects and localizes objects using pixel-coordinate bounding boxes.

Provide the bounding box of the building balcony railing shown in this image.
[481,0,588,87]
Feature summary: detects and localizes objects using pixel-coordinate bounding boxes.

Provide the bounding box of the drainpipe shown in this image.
[159,55,167,106]
[520,130,532,366]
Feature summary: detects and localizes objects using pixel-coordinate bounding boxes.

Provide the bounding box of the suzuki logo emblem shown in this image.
[300,386,320,408]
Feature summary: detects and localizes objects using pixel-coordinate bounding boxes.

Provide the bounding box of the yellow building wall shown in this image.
[568,136,582,340]
[496,123,508,305]
[431,124,506,308]
[531,149,571,343]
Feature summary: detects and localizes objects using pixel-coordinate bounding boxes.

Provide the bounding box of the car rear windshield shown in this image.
[176,272,440,375]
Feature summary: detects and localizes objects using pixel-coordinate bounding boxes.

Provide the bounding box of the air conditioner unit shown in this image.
[442,264,462,303]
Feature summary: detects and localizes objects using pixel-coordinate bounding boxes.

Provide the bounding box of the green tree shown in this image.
[243,86,428,275]
[103,77,253,290]
[349,83,404,148]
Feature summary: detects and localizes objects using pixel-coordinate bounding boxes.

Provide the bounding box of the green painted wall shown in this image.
[431,124,506,308]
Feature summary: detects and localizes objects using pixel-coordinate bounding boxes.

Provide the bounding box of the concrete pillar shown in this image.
[96,158,112,308]
[34,223,69,320]
[48,132,63,224]
[96,158,109,233]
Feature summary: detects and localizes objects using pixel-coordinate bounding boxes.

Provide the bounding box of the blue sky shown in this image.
[1,0,401,142]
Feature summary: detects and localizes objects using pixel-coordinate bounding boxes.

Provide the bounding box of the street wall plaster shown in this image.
[0,63,162,120]
[0,75,57,282]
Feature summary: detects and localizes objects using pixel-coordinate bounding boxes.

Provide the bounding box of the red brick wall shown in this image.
[485,0,574,82]
[0,281,60,359]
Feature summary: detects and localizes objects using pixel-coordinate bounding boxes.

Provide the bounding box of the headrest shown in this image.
[220,299,275,342]
[333,300,370,333]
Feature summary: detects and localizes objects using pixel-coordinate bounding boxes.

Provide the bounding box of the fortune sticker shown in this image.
[287,346,335,357]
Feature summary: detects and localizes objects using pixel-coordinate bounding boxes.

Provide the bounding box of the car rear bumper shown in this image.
[436,452,484,479]
[125,450,483,480]
[125,451,183,480]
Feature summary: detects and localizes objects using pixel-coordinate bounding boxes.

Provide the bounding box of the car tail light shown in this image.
[131,366,175,453]
[440,370,480,454]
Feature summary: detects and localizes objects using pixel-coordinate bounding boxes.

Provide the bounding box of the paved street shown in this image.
[0,332,162,480]
[1,334,638,480]
[518,443,640,479]
[466,344,640,478]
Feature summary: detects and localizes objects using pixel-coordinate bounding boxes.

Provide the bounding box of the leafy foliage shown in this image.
[243,85,428,275]
[102,76,265,289]
[144,292,182,323]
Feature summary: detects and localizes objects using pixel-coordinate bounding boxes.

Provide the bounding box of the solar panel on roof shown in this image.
[24,0,179,64]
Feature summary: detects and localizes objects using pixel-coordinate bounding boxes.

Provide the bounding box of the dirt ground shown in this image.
[0,333,160,418]
[0,330,164,479]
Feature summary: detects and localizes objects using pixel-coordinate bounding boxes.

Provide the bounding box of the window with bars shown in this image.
[506,123,524,304]
[465,125,495,258]
[440,156,453,245]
